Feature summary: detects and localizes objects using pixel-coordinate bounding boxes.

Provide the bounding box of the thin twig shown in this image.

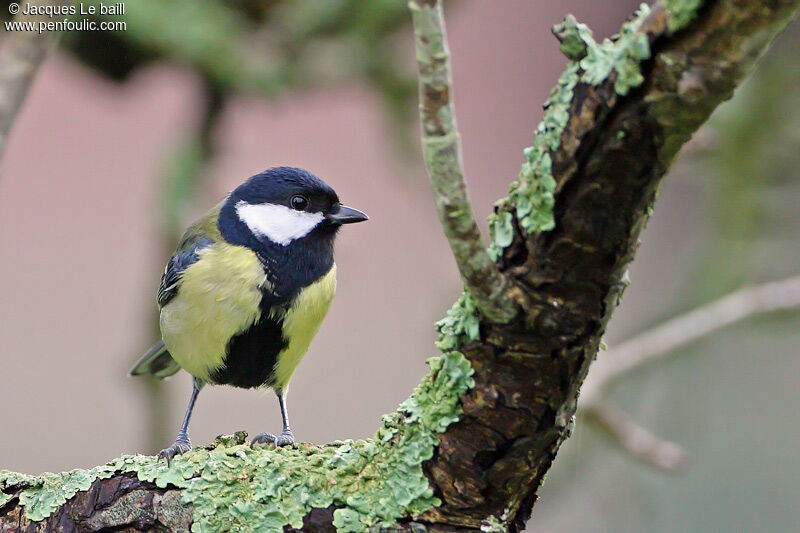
[585,401,689,472]
[580,275,800,470]
[408,0,517,323]
[583,274,800,404]
[0,1,64,157]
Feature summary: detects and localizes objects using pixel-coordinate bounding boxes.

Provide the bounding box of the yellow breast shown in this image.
[271,264,337,391]
[160,242,336,388]
[160,243,266,381]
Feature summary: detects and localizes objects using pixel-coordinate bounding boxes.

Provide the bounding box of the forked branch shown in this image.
[582,274,800,471]
[583,274,800,404]
[409,0,520,323]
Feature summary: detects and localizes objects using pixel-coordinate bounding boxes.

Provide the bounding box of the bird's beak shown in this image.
[326,204,369,225]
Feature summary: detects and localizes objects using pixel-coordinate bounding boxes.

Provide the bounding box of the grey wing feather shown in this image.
[156,237,213,307]
[129,340,181,378]
[133,206,223,379]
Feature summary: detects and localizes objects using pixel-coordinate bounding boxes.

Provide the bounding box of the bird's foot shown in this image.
[251,430,294,448]
[158,437,192,466]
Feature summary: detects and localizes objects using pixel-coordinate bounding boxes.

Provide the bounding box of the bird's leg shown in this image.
[275,391,295,444]
[251,390,295,447]
[159,377,204,465]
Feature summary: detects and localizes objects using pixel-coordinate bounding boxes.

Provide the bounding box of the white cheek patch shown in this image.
[236,201,324,246]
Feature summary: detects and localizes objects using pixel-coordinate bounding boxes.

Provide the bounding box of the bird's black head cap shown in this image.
[231,166,340,215]
[218,167,367,300]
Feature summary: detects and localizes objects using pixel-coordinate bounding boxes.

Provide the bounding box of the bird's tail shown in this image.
[129,340,181,378]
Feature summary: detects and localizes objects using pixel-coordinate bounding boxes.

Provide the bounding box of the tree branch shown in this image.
[421,1,800,529]
[2,1,799,532]
[409,0,520,323]
[579,274,800,471]
[0,1,63,157]
[583,274,800,404]
[585,400,689,471]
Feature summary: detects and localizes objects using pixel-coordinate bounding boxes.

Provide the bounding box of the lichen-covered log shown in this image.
[2,0,798,531]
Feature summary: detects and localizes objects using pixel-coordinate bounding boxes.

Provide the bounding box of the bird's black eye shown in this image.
[290,195,309,211]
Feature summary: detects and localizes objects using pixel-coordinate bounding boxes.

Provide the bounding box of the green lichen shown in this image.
[112,449,208,489]
[552,14,593,61]
[1,353,474,532]
[435,292,482,351]
[183,350,473,532]
[487,211,514,261]
[579,4,652,96]
[497,62,579,241]
[333,508,365,532]
[489,4,654,263]
[664,0,703,32]
[480,515,507,532]
[0,471,32,508]
[0,465,117,522]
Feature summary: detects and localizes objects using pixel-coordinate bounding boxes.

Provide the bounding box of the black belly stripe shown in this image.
[210,313,286,389]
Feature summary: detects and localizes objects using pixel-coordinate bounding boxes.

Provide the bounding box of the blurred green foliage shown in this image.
[9,0,418,127]
[694,23,800,298]
[21,0,421,225]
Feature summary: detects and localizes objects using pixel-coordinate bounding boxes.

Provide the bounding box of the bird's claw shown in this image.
[158,438,192,466]
[251,431,294,448]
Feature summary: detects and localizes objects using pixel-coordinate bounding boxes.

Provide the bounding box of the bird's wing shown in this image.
[175,200,224,251]
[157,239,213,307]
[157,203,224,308]
[129,340,181,378]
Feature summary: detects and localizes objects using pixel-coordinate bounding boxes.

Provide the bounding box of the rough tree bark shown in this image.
[2,0,799,531]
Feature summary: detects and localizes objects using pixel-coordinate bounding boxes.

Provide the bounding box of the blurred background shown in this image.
[0,1,798,531]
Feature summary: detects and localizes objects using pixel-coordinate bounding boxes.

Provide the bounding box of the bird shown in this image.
[130,166,368,463]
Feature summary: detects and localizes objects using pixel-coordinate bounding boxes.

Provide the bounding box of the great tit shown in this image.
[130,167,368,462]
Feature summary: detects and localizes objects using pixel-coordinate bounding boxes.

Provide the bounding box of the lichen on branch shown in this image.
[2,0,800,531]
[490,4,658,261]
[409,0,520,324]
[488,0,718,263]
[1,352,474,532]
